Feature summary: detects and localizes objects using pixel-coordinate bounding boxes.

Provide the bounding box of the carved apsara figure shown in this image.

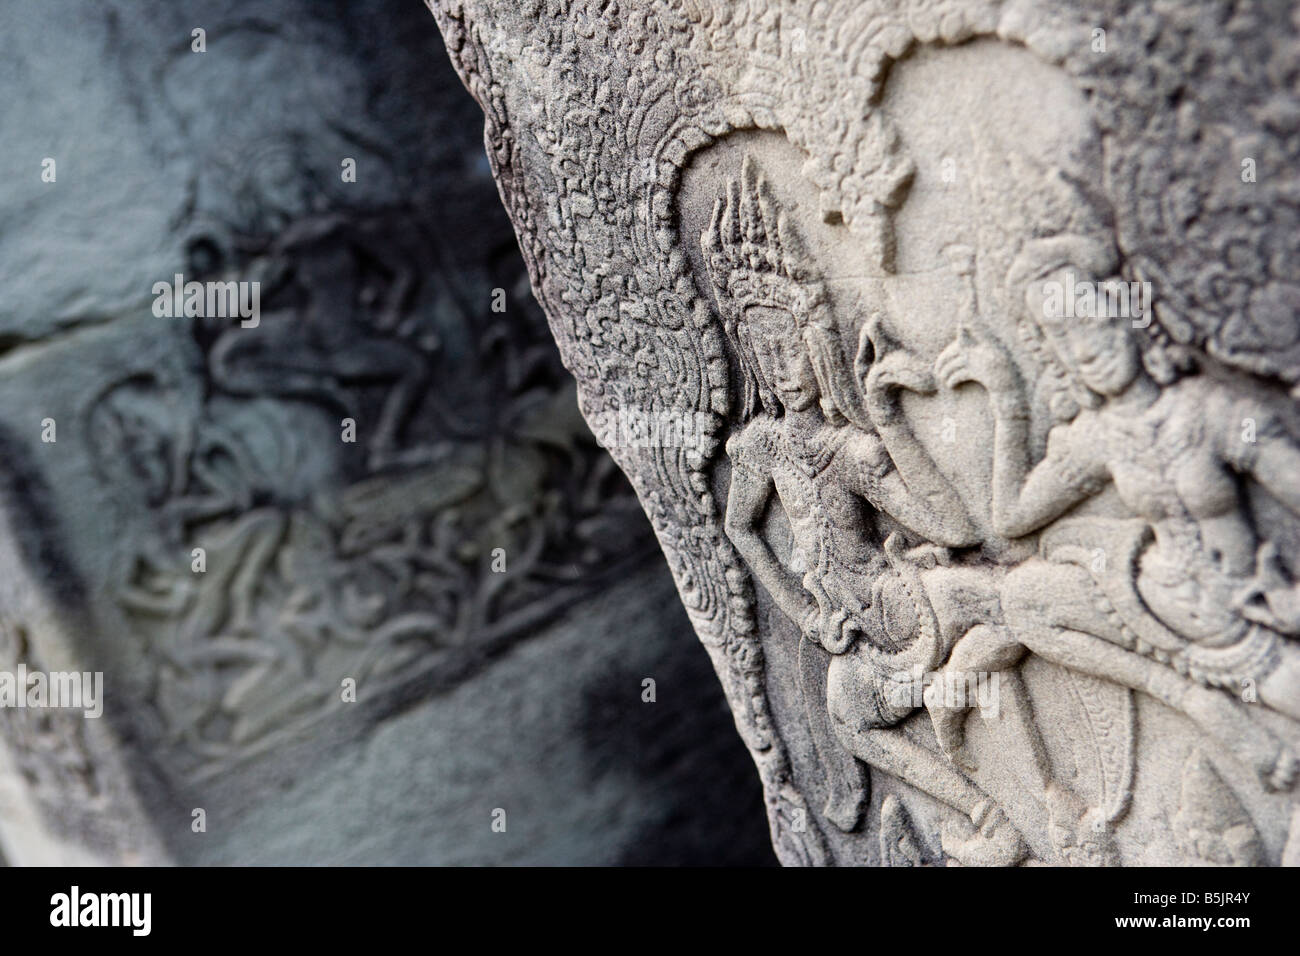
[932,232,1300,793]
[708,156,1026,863]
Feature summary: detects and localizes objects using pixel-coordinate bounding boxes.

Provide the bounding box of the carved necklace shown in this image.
[778,422,847,479]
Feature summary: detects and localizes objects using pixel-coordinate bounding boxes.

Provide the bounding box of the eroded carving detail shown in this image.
[86,209,656,785]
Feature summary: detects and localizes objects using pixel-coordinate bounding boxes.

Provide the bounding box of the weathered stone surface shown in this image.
[427,0,1300,864]
[0,0,771,865]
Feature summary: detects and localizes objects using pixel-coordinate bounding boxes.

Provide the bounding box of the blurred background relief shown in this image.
[0,0,772,865]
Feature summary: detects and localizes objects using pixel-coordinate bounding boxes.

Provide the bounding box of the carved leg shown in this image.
[852,726,1026,866]
[208,324,355,419]
[924,623,1027,761]
[1004,560,1297,792]
[226,511,288,633]
[1017,625,1296,792]
[927,623,1097,863]
[797,638,868,832]
[326,335,430,466]
[827,650,1026,865]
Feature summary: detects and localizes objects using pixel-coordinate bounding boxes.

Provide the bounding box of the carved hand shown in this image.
[934,327,1017,395]
[799,601,821,641]
[857,314,936,426]
[815,605,852,653]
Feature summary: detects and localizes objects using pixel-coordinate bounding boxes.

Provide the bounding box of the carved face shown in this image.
[746,306,819,413]
[1026,267,1141,398]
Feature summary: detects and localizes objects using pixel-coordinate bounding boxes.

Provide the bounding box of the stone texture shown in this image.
[0,0,771,865]
[427,0,1300,864]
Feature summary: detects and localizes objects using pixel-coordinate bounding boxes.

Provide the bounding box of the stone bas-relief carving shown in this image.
[429,0,1300,863]
[0,0,773,865]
